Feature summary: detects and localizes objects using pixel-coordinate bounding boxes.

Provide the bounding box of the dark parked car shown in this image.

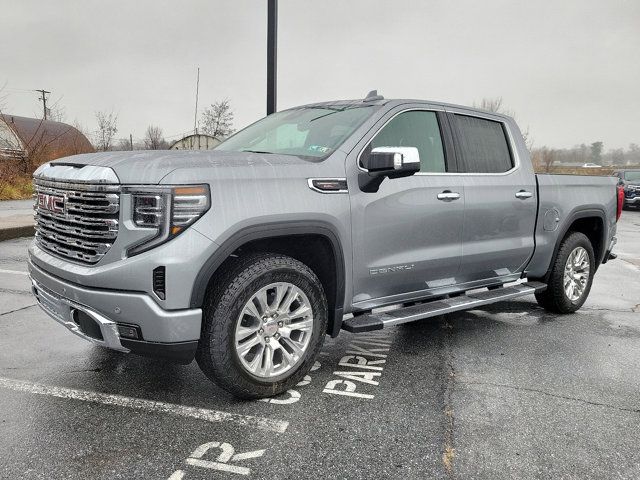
[613,169,640,209]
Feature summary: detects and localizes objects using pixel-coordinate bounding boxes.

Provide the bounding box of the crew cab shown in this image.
[28,91,622,398]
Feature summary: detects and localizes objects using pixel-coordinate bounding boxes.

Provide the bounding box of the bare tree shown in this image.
[48,104,66,123]
[474,97,504,113]
[201,99,235,139]
[144,125,166,150]
[542,147,556,172]
[0,81,7,112]
[95,111,118,151]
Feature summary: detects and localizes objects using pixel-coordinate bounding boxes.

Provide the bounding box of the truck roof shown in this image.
[297,95,515,122]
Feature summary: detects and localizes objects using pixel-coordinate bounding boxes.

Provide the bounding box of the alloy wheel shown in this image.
[234,282,314,378]
[563,246,590,302]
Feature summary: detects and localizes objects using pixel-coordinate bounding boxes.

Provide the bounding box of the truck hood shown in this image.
[50,150,317,184]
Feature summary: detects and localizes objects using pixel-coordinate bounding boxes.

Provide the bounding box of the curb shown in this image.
[0,225,35,242]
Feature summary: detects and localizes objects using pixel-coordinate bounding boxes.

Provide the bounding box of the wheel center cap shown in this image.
[263,321,279,337]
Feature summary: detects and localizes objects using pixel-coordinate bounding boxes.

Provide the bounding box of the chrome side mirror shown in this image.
[363,147,421,174]
[359,146,421,192]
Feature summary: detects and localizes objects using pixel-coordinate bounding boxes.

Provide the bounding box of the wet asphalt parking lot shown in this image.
[0,211,639,480]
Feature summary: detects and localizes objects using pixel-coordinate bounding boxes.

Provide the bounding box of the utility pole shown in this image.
[129,133,134,151]
[35,89,51,120]
[193,67,200,135]
[267,0,277,115]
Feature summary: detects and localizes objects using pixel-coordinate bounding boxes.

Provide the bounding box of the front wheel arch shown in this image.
[190,222,346,337]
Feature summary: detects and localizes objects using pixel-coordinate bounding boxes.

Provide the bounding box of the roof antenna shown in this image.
[363,90,384,102]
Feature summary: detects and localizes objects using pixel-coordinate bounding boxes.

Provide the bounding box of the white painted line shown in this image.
[0,269,29,276]
[0,376,289,433]
[186,458,250,475]
[167,470,185,480]
[232,450,266,461]
[184,442,264,476]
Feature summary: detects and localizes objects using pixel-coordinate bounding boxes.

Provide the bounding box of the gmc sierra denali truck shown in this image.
[28,91,623,398]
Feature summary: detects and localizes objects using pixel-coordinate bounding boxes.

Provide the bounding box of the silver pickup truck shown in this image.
[28,92,622,398]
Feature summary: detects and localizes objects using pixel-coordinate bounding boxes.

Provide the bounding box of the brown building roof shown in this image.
[0,114,94,164]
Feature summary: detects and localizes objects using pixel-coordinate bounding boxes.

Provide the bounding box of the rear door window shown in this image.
[452,114,513,173]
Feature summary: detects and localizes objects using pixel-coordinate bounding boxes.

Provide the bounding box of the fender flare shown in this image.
[541,208,608,282]
[190,220,346,336]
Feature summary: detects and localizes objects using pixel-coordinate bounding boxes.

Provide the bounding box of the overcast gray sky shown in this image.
[1,0,638,149]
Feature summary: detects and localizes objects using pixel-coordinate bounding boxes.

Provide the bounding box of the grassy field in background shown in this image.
[0,176,33,201]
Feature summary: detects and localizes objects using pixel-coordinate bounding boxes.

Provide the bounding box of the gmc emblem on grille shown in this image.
[37,193,65,214]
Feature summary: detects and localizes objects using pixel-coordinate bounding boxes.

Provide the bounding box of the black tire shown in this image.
[196,252,327,399]
[534,232,595,313]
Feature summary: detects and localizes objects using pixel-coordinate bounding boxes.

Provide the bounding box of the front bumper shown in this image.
[624,196,640,205]
[29,260,202,363]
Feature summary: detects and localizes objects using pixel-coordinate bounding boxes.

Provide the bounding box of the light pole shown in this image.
[267,0,278,115]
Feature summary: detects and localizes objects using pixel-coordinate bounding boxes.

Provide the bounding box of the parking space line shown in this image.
[0,377,289,433]
[0,269,29,276]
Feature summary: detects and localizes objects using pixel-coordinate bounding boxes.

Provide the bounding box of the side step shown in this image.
[342,281,547,333]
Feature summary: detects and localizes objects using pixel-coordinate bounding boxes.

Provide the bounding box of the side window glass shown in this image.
[369,111,446,173]
[453,115,513,173]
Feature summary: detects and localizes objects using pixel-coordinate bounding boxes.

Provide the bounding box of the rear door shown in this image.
[348,106,465,309]
[447,110,537,284]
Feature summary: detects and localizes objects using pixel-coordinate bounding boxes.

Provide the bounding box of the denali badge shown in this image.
[370,264,415,275]
[37,193,65,215]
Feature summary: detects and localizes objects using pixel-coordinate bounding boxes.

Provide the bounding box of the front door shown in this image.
[348,108,465,310]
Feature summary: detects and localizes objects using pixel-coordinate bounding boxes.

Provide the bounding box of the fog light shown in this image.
[117,324,141,340]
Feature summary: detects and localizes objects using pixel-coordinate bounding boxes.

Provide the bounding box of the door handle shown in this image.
[437,191,461,201]
[515,190,533,199]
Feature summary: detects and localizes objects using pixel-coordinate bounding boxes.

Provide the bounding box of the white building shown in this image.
[169,134,221,151]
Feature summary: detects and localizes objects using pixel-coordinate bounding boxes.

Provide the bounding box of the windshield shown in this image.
[215,105,378,159]
[624,171,640,182]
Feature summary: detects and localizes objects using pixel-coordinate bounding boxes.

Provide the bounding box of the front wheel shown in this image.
[196,253,327,399]
[535,232,595,313]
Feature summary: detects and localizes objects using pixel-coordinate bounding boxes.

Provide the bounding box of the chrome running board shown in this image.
[342,282,547,333]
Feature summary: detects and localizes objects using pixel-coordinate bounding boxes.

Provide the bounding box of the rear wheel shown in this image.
[196,253,327,399]
[535,232,595,313]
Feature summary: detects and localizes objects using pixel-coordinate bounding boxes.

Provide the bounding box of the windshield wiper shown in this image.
[241,150,274,154]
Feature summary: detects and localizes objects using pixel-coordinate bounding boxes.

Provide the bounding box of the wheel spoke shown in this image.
[236,324,259,342]
[246,345,265,372]
[255,289,270,316]
[289,317,313,332]
[263,344,278,376]
[289,304,311,320]
[272,284,287,311]
[236,335,261,357]
[275,339,294,367]
[280,336,305,358]
[279,287,299,313]
[243,301,262,321]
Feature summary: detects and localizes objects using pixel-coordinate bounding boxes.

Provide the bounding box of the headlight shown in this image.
[125,185,210,256]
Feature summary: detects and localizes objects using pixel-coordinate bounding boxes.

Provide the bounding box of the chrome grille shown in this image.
[33,178,120,264]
